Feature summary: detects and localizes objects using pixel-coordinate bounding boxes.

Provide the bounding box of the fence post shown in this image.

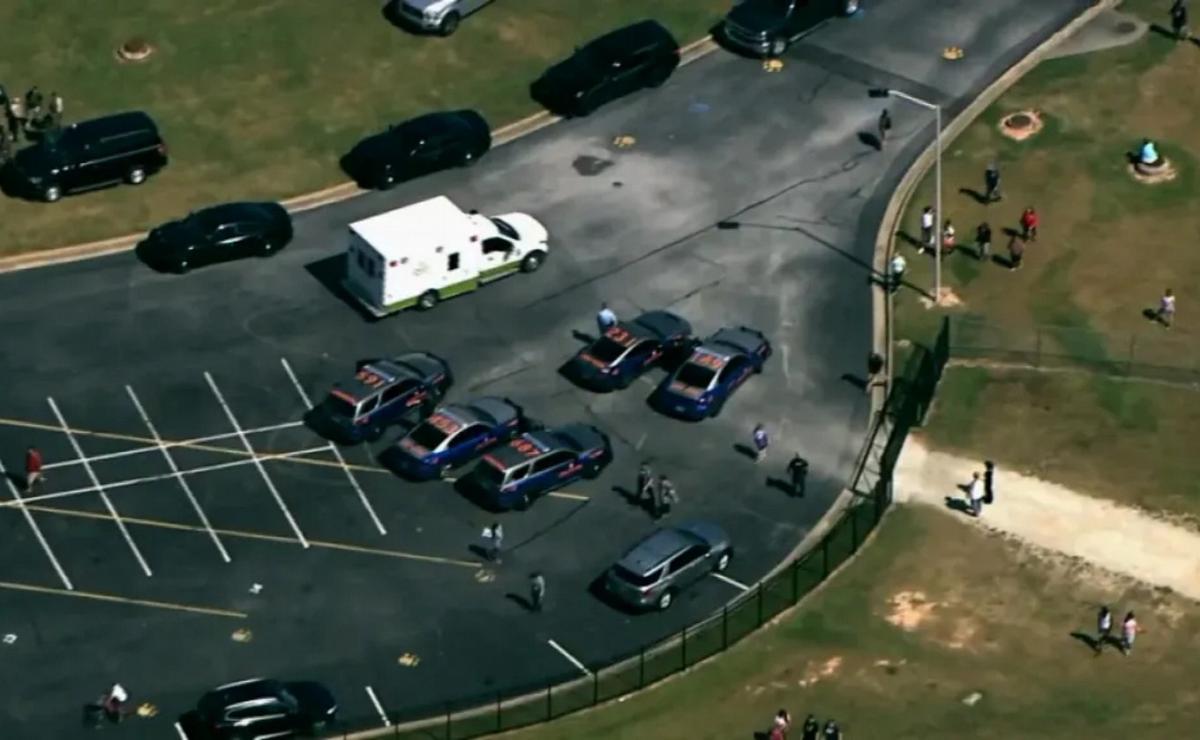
[681,626,688,666]
[722,605,728,649]
[639,646,645,687]
[756,582,764,626]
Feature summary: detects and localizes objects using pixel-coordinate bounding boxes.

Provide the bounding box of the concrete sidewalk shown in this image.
[895,439,1200,601]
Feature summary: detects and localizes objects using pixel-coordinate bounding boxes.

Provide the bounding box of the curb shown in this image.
[0,35,719,277]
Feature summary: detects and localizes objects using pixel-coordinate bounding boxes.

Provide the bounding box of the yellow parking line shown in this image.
[0,579,247,619]
[548,491,590,501]
[20,504,480,569]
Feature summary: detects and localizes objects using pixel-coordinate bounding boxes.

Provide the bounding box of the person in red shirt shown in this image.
[24,446,45,494]
[1020,207,1039,241]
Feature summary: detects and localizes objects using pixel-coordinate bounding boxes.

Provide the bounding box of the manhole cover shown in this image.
[1005,113,1033,129]
[1115,20,1138,33]
[572,155,613,176]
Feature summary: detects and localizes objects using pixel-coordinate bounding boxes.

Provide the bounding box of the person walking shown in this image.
[769,709,791,740]
[596,302,617,335]
[529,572,546,612]
[801,715,820,740]
[659,475,678,514]
[1121,611,1139,656]
[752,424,769,463]
[483,521,503,564]
[636,462,655,507]
[877,108,892,148]
[1020,206,1039,241]
[984,161,1002,202]
[1008,235,1024,271]
[24,86,42,129]
[822,719,842,739]
[1095,605,1113,655]
[24,446,45,494]
[966,471,985,517]
[889,252,906,294]
[8,94,25,142]
[1172,0,1190,39]
[102,682,129,724]
[49,91,64,129]
[941,219,957,254]
[919,205,935,252]
[787,454,809,498]
[650,473,666,518]
[975,222,992,261]
[1155,288,1176,328]
[983,460,995,504]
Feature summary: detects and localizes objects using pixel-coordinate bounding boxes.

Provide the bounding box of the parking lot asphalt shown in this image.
[0,0,1092,736]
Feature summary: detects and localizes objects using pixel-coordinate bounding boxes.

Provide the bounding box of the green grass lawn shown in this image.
[0,0,726,256]
[895,0,1200,361]
[499,506,1200,740]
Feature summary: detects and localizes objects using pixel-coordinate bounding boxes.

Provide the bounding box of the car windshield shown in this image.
[587,337,627,364]
[408,421,449,450]
[675,362,716,389]
[613,564,659,587]
[490,217,519,241]
[321,393,358,419]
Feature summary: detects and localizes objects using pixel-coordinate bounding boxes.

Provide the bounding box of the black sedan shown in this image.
[530,20,680,117]
[564,310,694,391]
[342,110,490,189]
[136,201,292,273]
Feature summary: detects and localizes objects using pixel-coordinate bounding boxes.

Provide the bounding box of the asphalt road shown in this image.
[0,0,1092,736]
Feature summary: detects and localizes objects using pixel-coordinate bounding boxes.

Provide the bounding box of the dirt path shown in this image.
[895,439,1200,601]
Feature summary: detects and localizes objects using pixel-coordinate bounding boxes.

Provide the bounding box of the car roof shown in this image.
[617,527,705,575]
[484,423,599,468]
[194,202,281,227]
[68,110,158,139]
[589,19,678,59]
[703,326,766,357]
[629,310,691,342]
[337,353,441,402]
[437,397,516,428]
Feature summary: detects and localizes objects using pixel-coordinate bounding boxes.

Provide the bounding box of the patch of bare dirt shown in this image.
[886,590,939,630]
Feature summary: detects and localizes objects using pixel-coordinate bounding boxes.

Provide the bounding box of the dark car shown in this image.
[378,396,526,480]
[136,202,293,273]
[530,20,680,117]
[565,310,694,391]
[3,111,167,202]
[459,424,612,510]
[342,110,490,189]
[305,353,453,444]
[721,0,862,57]
[649,326,772,420]
[604,521,733,611]
[194,677,337,739]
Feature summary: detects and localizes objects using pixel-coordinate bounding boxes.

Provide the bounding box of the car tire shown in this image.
[175,259,191,274]
[844,0,862,15]
[657,588,675,611]
[520,251,546,273]
[438,12,460,36]
[417,290,439,311]
[714,549,733,573]
[366,425,384,443]
[769,38,787,57]
[709,398,726,418]
[461,150,477,167]
[382,171,397,190]
[43,184,62,203]
[258,240,277,257]
[127,166,147,185]
[583,460,603,479]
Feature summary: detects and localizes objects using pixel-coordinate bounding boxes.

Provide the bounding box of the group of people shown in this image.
[964,460,996,518]
[0,84,65,154]
[635,462,680,519]
[768,709,843,740]
[1093,605,1139,656]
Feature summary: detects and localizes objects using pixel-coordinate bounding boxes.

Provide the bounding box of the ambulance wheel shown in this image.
[521,251,545,273]
[417,290,439,311]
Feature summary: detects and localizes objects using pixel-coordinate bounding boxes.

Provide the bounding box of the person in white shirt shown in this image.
[1156,288,1176,328]
[596,302,617,335]
[967,472,985,517]
[103,683,128,722]
[889,253,906,293]
[919,206,935,252]
[1121,611,1139,655]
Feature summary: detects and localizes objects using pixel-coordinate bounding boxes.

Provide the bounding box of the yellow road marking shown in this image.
[17,504,480,568]
[0,579,247,619]
[548,490,590,501]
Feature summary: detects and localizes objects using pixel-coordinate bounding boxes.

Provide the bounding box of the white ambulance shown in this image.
[343,195,550,316]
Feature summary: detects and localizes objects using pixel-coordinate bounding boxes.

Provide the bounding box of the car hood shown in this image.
[492,212,548,245]
[726,0,786,32]
[146,219,203,250]
[11,144,64,177]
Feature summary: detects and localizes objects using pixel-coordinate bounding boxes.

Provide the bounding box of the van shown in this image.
[342,195,549,316]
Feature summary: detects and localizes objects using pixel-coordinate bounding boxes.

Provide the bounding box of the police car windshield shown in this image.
[588,337,628,364]
[408,421,449,450]
[676,362,716,388]
[489,217,519,241]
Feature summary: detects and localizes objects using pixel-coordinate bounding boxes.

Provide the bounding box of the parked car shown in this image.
[564,310,694,391]
[386,0,494,36]
[2,110,167,202]
[136,202,292,273]
[530,20,680,117]
[604,521,733,611]
[378,396,526,480]
[721,0,862,57]
[194,678,337,739]
[305,353,453,444]
[649,326,772,420]
[342,110,490,189]
[459,424,612,510]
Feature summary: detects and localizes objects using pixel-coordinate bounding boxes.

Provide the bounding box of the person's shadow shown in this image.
[1070,631,1100,653]
[612,485,651,514]
[506,593,534,611]
[765,477,795,496]
[958,187,990,204]
[944,495,973,516]
[732,443,758,461]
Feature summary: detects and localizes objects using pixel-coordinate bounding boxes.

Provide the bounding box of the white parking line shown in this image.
[547,639,592,677]
[0,459,73,590]
[12,446,333,507]
[126,385,232,564]
[280,358,387,536]
[42,420,306,471]
[711,572,750,591]
[204,372,310,549]
[46,397,154,577]
[364,685,391,727]
[174,721,190,740]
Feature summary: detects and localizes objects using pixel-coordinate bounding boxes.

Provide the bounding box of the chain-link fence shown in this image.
[321,321,952,740]
[946,316,1200,385]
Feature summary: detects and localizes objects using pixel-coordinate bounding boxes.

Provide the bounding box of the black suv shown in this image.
[3,111,167,202]
[721,0,862,57]
[530,20,680,117]
[192,678,337,739]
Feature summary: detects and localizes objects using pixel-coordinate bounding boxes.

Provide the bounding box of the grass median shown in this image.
[0,0,726,257]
